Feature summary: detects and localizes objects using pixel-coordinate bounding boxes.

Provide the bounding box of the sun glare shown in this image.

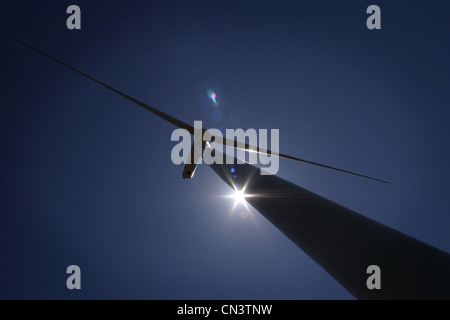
[234,190,247,204]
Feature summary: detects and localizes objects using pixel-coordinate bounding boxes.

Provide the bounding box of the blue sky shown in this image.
[1,0,449,299]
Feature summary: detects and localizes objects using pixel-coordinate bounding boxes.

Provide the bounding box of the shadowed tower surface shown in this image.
[210,159,450,299]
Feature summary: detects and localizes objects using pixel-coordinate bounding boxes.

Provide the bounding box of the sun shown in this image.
[222,185,252,214]
[233,190,247,204]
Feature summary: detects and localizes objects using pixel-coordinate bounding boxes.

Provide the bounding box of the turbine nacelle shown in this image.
[182,141,210,179]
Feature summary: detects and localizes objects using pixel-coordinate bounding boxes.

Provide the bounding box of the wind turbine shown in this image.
[14,39,450,299]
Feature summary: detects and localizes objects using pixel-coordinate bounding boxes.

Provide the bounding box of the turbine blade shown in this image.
[219,138,390,184]
[13,39,194,134]
[14,39,389,184]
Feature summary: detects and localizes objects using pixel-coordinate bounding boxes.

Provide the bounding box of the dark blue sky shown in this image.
[1,1,449,299]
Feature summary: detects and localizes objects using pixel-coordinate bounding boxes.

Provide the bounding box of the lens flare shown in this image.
[207,89,218,106]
